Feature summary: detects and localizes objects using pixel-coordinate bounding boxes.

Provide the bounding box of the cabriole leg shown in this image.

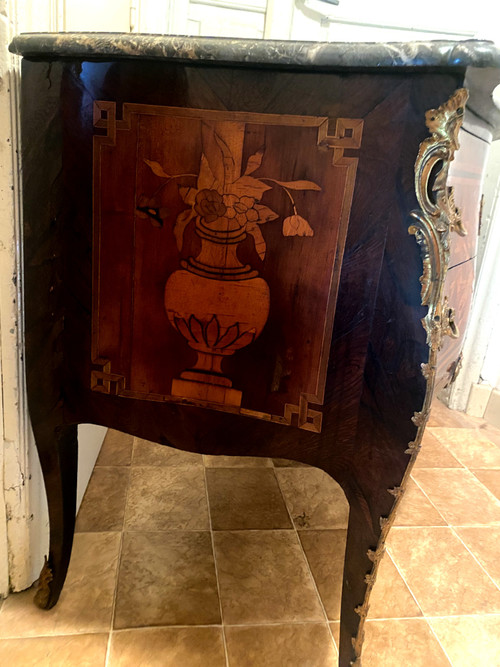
[31,423,78,609]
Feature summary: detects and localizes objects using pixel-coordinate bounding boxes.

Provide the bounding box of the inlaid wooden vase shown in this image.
[164,213,270,407]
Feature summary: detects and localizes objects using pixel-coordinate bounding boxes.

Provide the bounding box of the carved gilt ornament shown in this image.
[350,88,468,666]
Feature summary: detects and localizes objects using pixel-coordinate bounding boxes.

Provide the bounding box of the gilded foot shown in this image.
[33,558,54,609]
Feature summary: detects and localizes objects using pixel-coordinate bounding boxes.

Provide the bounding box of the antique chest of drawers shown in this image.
[10,33,500,665]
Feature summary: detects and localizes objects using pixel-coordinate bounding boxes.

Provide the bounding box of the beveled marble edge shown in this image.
[8,33,500,70]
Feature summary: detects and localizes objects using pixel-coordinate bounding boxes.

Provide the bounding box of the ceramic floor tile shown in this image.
[225,623,337,666]
[109,627,226,666]
[393,478,446,527]
[427,400,477,428]
[214,530,324,624]
[133,439,203,466]
[413,431,463,468]
[454,526,500,586]
[471,468,500,501]
[95,429,133,467]
[0,533,120,637]
[366,552,422,619]
[0,633,109,666]
[124,466,209,531]
[206,468,292,530]
[387,527,500,616]
[329,621,339,648]
[428,615,500,667]
[477,422,500,448]
[411,468,500,525]
[203,455,272,467]
[75,467,129,532]
[275,467,349,529]
[429,428,500,468]
[114,531,220,628]
[361,619,451,667]
[298,530,346,620]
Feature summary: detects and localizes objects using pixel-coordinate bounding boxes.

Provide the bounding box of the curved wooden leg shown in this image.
[338,502,378,667]
[32,423,78,609]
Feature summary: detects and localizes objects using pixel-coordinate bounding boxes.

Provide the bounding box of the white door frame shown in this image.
[0,0,33,596]
[447,151,500,412]
[0,0,108,598]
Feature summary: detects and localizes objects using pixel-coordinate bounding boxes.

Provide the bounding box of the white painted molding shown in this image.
[484,388,500,429]
[0,0,109,597]
[448,141,500,412]
[465,382,493,418]
[0,0,33,594]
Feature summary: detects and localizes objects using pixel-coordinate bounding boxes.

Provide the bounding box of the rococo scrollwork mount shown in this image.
[350,88,468,665]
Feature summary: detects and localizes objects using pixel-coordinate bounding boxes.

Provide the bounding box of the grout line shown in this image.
[383,552,454,666]
[467,471,500,506]
[0,630,112,640]
[105,438,135,667]
[423,433,497,470]
[121,527,293,534]
[411,462,500,528]
[354,612,500,623]
[112,623,224,633]
[383,550,426,619]
[411,466,465,470]
[426,617,464,667]
[392,523,500,529]
[273,466,339,656]
[408,475,450,523]
[393,419,500,665]
[449,526,500,593]
[109,620,354,632]
[203,463,230,667]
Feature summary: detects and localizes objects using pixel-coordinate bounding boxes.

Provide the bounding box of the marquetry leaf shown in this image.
[247,221,267,260]
[231,176,272,199]
[254,204,279,224]
[197,154,217,191]
[232,330,256,350]
[144,159,170,179]
[244,148,264,175]
[174,316,194,344]
[201,123,226,188]
[217,323,240,349]
[178,186,197,206]
[174,209,195,251]
[188,315,204,344]
[274,179,321,191]
[205,315,221,347]
[214,132,236,187]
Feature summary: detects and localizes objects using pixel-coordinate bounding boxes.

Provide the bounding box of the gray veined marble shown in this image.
[9,33,500,136]
[8,33,500,70]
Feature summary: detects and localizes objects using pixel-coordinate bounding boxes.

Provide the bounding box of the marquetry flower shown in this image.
[140,125,321,260]
[223,194,259,226]
[172,314,256,353]
[282,213,314,237]
[194,189,227,222]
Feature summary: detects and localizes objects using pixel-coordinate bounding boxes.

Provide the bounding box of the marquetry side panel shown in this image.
[92,103,363,432]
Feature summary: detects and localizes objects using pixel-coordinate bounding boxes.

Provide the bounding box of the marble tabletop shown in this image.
[9,33,500,70]
[9,33,500,137]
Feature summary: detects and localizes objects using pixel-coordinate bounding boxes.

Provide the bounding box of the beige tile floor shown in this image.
[0,399,500,665]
